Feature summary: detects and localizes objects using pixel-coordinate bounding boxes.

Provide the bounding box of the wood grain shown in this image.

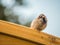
[0,20,60,45]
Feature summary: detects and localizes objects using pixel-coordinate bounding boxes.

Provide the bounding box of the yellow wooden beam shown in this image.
[0,20,60,45]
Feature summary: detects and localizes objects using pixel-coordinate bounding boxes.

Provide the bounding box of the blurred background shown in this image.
[0,0,60,37]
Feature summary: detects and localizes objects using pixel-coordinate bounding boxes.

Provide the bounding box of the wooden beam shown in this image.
[0,20,60,45]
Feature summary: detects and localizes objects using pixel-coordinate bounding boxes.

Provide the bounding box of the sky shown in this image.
[1,0,60,37]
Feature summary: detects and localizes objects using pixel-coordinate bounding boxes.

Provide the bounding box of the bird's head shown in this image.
[38,14,47,24]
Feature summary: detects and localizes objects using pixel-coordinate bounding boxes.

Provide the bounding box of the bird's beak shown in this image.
[43,17,46,24]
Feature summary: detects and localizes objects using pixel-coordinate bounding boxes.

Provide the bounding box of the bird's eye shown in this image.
[39,16,42,18]
[38,15,43,19]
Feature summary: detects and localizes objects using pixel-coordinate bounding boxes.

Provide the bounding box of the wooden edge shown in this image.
[0,20,60,45]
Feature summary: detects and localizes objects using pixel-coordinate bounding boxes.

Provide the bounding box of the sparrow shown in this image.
[30,14,47,31]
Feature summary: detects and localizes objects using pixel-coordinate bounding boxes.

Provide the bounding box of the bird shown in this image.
[30,14,47,31]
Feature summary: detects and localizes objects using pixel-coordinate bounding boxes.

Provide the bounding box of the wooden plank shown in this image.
[0,33,41,45]
[0,20,60,45]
